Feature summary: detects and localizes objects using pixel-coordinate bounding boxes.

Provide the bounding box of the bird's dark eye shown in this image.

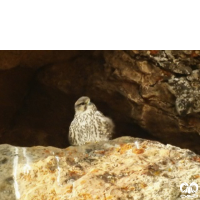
[79,103,85,106]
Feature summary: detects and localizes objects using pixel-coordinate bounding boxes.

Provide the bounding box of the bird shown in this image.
[68,96,114,146]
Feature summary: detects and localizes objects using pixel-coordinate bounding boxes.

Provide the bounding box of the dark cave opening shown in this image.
[0,50,200,154]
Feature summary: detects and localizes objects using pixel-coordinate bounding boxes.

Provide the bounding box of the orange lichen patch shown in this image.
[68,170,77,176]
[68,169,84,176]
[192,174,200,179]
[130,186,135,190]
[46,159,56,167]
[66,148,77,155]
[51,177,56,183]
[150,50,159,55]
[84,153,89,158]
[66,152,73,157]
[153,171,161,176]
[20,173,32,181]
[170,159,175,164]
[108,147,115,151]
[121,186,129,191]
[50,189,57,195]
[121,186,135,191]
[95,150,106,155]
[78,193,92,199]
[44,149,51,154]
[66,185,73,193]
[193,156,200,162]
[140,144,147,149]
[55,152,64,157]
[49,169,56,173]
[106,195,114,199]
[132,148,144,154]
[90,169,99,174]
[93,196,101,200]
[140,182,147,188]
[118,144,133,154]
[81,180,86,184]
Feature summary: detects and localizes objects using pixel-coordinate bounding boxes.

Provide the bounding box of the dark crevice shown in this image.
[9,64,54,129]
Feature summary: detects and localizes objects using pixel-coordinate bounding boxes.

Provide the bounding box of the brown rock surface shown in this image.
[0,50,200,154]
[0,137,200,200]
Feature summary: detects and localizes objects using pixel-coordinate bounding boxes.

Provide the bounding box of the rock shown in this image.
[0,50,200,155]
[103,50,200,153]
[0,50,80,70]
[168,71,200,115]
[0,137,200,200]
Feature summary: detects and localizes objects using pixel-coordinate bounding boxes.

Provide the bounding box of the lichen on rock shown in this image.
[168,70,200,115]
[150,50,192,75]
[0,137,200,200]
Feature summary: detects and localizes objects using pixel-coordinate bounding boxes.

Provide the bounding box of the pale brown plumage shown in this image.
[68,96,114,146]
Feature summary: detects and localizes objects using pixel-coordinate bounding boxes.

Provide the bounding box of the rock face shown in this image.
[0,137,200,200]
[0,50,200,154]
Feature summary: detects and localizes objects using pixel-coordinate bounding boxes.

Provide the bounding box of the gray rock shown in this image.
[168,70,200,115]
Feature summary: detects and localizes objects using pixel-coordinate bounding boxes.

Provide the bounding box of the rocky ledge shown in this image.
[0,136,200,200]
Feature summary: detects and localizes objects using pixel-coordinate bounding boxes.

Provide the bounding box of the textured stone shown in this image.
[0,50,200,155]
[0,137,200,200]
[168,71,200,115]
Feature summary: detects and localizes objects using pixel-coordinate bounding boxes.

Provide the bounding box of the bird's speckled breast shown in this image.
[69,107,113,146]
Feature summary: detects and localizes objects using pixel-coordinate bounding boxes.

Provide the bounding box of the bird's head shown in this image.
[74,96,96,114]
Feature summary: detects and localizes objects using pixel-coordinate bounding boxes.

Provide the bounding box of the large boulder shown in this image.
[0,137,200,200]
